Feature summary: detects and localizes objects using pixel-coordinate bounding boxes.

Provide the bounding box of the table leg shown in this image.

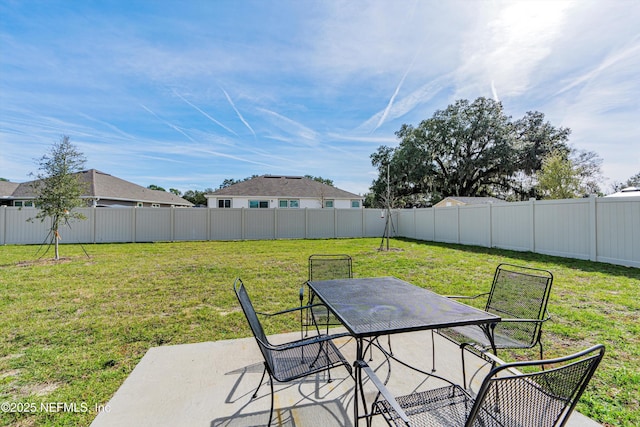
[354,338,362,426]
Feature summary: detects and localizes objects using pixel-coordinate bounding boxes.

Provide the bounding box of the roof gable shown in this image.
[208,175,362,199]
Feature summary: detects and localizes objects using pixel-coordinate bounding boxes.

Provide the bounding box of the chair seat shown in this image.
[374,385,474,426]
[441,324,534,351]
[270,338,350,382]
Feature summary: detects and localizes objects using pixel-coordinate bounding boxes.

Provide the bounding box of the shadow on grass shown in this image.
[396,237,640,280]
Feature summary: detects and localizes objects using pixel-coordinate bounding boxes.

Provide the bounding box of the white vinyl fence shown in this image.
[0,207,387,245]
[395,197,640,268]
[1,197,638,268]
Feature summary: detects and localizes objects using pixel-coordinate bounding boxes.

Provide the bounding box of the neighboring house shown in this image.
[205,175,364,209]
[0,169,193,208]
[605,187,640,198]
[434,196,504,208]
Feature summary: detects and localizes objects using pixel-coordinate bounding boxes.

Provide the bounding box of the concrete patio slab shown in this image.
[90,330,600,427]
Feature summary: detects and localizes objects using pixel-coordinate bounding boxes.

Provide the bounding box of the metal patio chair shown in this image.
[364,344,605,427]
[300,254,353,336]
[434,263,553,387]
[233,278,352,426]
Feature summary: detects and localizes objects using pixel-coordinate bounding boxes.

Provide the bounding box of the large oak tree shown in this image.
[369,97,572,207]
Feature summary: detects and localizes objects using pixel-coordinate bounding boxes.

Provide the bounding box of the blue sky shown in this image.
[1,0,639,196]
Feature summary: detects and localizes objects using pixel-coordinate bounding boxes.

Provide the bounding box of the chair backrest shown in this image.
[467,344,605,427]
[233,278,274,372]
[308,254,352,281]
[486,263,553,346]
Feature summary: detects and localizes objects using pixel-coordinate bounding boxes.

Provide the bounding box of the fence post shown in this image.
[1,206,5,245]
[170,206,175,242]
[488,203,493,248]
[590,196,597,262]
[274,208,278,239]
[241,208,246,240]
[132,207,137,243]
[92,206,96,244]
[456,205,461,244]
[529,198,536,253]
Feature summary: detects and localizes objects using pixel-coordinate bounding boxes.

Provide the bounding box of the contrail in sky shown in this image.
[491,80,500,102]
[373,50,420,133]
[172,90,238,136]
[221,87,256,137]
[140,103,198,143]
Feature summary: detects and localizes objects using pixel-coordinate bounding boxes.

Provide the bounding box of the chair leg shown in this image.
[431,330,436,372]
[268,374,274,427]
[461,343,468,390]
[253,363,268,399]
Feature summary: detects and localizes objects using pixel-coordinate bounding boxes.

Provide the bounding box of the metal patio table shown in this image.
[307,276,501,426]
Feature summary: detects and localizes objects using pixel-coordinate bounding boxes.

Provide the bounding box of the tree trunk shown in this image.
[55,233,60,260]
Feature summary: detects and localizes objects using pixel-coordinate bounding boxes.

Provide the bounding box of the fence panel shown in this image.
[597,198,640,267]
[95,208,134,243]
[134,208,172,242]
[174,208,208,241]
[4,208,50,245]
[364,210,387,238]
[434,207,459,243]
[534,199,591,259]
[396,210,414,237]
[415,209,435,241]
[459,205,490,247]
[210,209,243,240]
[490,202,531,252]
[276,209,306,239]
[244,209,275,240]
[336,209,363,238]
[62,208,94,244]
[307,209,336,239]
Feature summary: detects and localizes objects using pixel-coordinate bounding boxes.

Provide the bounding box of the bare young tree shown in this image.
[28,135,87,260]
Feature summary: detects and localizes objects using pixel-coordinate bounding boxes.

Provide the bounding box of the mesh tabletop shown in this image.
[308,277,500,338]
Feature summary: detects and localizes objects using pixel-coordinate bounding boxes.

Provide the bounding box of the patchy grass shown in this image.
[0,238,638,426]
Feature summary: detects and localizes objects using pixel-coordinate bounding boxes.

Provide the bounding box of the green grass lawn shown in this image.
[0,238,638,426]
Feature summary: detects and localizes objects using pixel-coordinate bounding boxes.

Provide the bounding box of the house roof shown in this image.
[3,169,193,206]
[441,196,505,205]
[0,181,20,200]
[605,187,640,198]
[207,175,362,199]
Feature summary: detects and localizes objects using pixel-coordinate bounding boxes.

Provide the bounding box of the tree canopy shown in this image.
[369,97,574,207]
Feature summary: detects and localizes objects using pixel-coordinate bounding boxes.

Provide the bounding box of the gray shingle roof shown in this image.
[208,175,362,199]
[0,181,20,199]
[2,169,193,206]
[444,196,505,205]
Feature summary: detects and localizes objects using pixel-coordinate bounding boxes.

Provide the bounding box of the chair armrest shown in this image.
[267,331,351,352]
[500,317,547,324]
[257,303,326,317]
[358,360,410,424]
[444,292,490,300]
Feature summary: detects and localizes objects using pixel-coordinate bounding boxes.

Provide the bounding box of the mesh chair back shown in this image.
[233,279,274,372]
[467,345,604,427]
[486,263,553,347]
[308,254,353,281]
